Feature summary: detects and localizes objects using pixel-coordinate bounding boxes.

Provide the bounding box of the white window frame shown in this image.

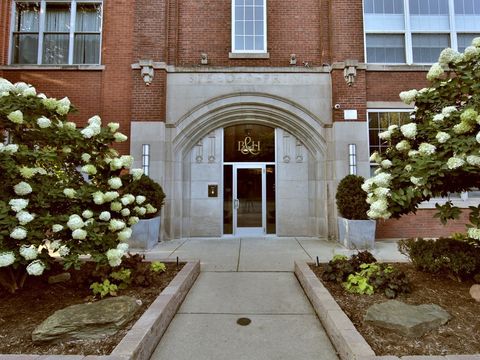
[363,0,480,65]
[231,0,267,54]
[9,0,103,65]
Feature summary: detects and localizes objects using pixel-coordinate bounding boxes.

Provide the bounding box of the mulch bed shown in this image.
[309,263,480,356]
[0,261,184,356]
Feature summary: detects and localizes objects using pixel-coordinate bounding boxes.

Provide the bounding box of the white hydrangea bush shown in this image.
[364,37,480,237]
[0,78,159,292]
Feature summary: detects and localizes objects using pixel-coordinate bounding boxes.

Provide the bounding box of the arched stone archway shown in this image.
[159,93,334,239]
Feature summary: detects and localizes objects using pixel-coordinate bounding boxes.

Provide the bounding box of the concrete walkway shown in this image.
[145,237,407,360]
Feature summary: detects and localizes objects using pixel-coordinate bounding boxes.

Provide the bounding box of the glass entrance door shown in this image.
[234,164,265,236]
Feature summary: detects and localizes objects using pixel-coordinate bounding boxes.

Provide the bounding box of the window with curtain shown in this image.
[364,0,480,64]
[232,0,266,53]
[11,1,102,65]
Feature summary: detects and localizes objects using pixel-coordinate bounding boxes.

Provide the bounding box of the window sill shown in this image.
[0,65,105,71]
[366,64,432,71]
[228,52,270,59]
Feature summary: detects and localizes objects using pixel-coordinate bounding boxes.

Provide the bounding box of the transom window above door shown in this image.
[11,0,102,65]
[231,0,267,53]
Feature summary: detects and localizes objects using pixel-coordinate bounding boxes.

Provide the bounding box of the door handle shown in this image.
[234,199,239,209]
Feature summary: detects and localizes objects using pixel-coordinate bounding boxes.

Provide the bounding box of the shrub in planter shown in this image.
[0,78,158,292]
[336,175,370,220]
[121,175,165,219]
[398,237,480,281]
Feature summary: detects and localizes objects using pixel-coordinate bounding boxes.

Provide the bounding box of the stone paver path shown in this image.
[145,237,407,360]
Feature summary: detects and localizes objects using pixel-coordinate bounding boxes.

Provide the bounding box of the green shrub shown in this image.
[398,237,480,281]
[322,251,377,283]
[121,175,165,219]
[335,175,370,220]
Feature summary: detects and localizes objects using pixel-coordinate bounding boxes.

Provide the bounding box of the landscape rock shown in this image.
[470,284,480,302]
[364,300,451,338]
[48,272,71,284]
[32,296,140,343]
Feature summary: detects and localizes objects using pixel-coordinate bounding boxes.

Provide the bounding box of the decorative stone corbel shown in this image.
[200,53,208,65]
[343,59,358,87]
[139,60,154,86]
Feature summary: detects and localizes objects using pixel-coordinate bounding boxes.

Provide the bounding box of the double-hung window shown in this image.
[364,0,480,64]
[232,0,267,53]
[11,1,102,65]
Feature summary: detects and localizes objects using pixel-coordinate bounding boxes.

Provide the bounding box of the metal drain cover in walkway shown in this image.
[236,317,251,326]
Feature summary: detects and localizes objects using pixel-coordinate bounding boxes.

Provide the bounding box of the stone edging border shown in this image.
[0,260,201,360]
[294,260,480,360]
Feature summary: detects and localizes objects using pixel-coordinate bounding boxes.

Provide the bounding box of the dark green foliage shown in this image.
[398,237,480,281]
[349,251,377,269]
[322,256,354,283]
[368,264,411,299]
[335,175,370,220]
[122,175,165,219]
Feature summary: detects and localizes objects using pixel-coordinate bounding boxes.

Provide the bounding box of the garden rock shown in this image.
[48,272,71,284]
[470,284,480,302]
[32,296,140,343]
[364,300,451,338]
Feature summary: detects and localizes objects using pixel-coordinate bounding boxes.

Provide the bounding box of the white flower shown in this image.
[121,155,134,168]
[131,169,144,180]
[64,122,76,130]
[426,62,444,81]
[63,188,77,198]
[408,150,419,157]
[108,177,122,189]
[67,214,85,230]
[0,78,14,93]
[81,164,97,175]
[473,37,480,47]
[7,110,24,124]
[117,242,129,253]
[371,199,388,213]
[19,167,36,179]
[114,132,128,142]
[135,206,147,216]
[107,122,120,132]
[20,245,37,260]
[42,98,58,110]
[52,224,63,233]
[361,178,374,192]
[460,108,478,124]
[145,204,157,214]
[0,252,15,267]
[442,106,457,117]
[378,130,392,140]
[463,46,480,61]
[438,48,460,65]
[26,260,45,276]
[388,124,398,132]
[410,176,423,186]
[467,227,480,240]
[118,228,133,242]
[56,97,71,115]
[121,194,135,206]
[405,164,412,172]
[13,82,29,93]
[447,157,465,169]
[418,143,436,156]
[400,123,417,139]
[82,210,93,219]
[58,245,70,257]
[50,240,62,250]
[136,195,146,205]
[399,89,418,105]
[372,173,392,187]
[106,249,124,267]
[110,158,124,170]
[467,155,480,166]
[121,208,131,217]
[91,191,104,205]
[374,187,390,197]
[62,147,72,154]
[85,218,94,226]
[14,181,32,196]
[72,228,87,240]
[436,132,451,144]
[37,93,47,99]
[81,153,91,163]
[99,211,111,221]
[88,115,102,126]
[81,127,95,139]
[9,199,29,212]
[380,160,392,169]
[16,211,34,225]
[128,216,140,225]
[111,201,123,212]
[36,116,52,128]
[453,121,473,134]
[10,227,27,240]
[395,140,411,152]
[109,219,126,231]
[432,113,444,122]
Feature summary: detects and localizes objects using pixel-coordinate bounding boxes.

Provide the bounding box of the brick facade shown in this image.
[0,0,475,239]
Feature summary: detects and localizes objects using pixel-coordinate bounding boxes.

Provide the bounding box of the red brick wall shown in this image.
[131,70,167,121]
[376,210,470,239]
[366,72,429,102]
[0,0,12,67]
[175,0,323,67]
[332,69,367,122]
